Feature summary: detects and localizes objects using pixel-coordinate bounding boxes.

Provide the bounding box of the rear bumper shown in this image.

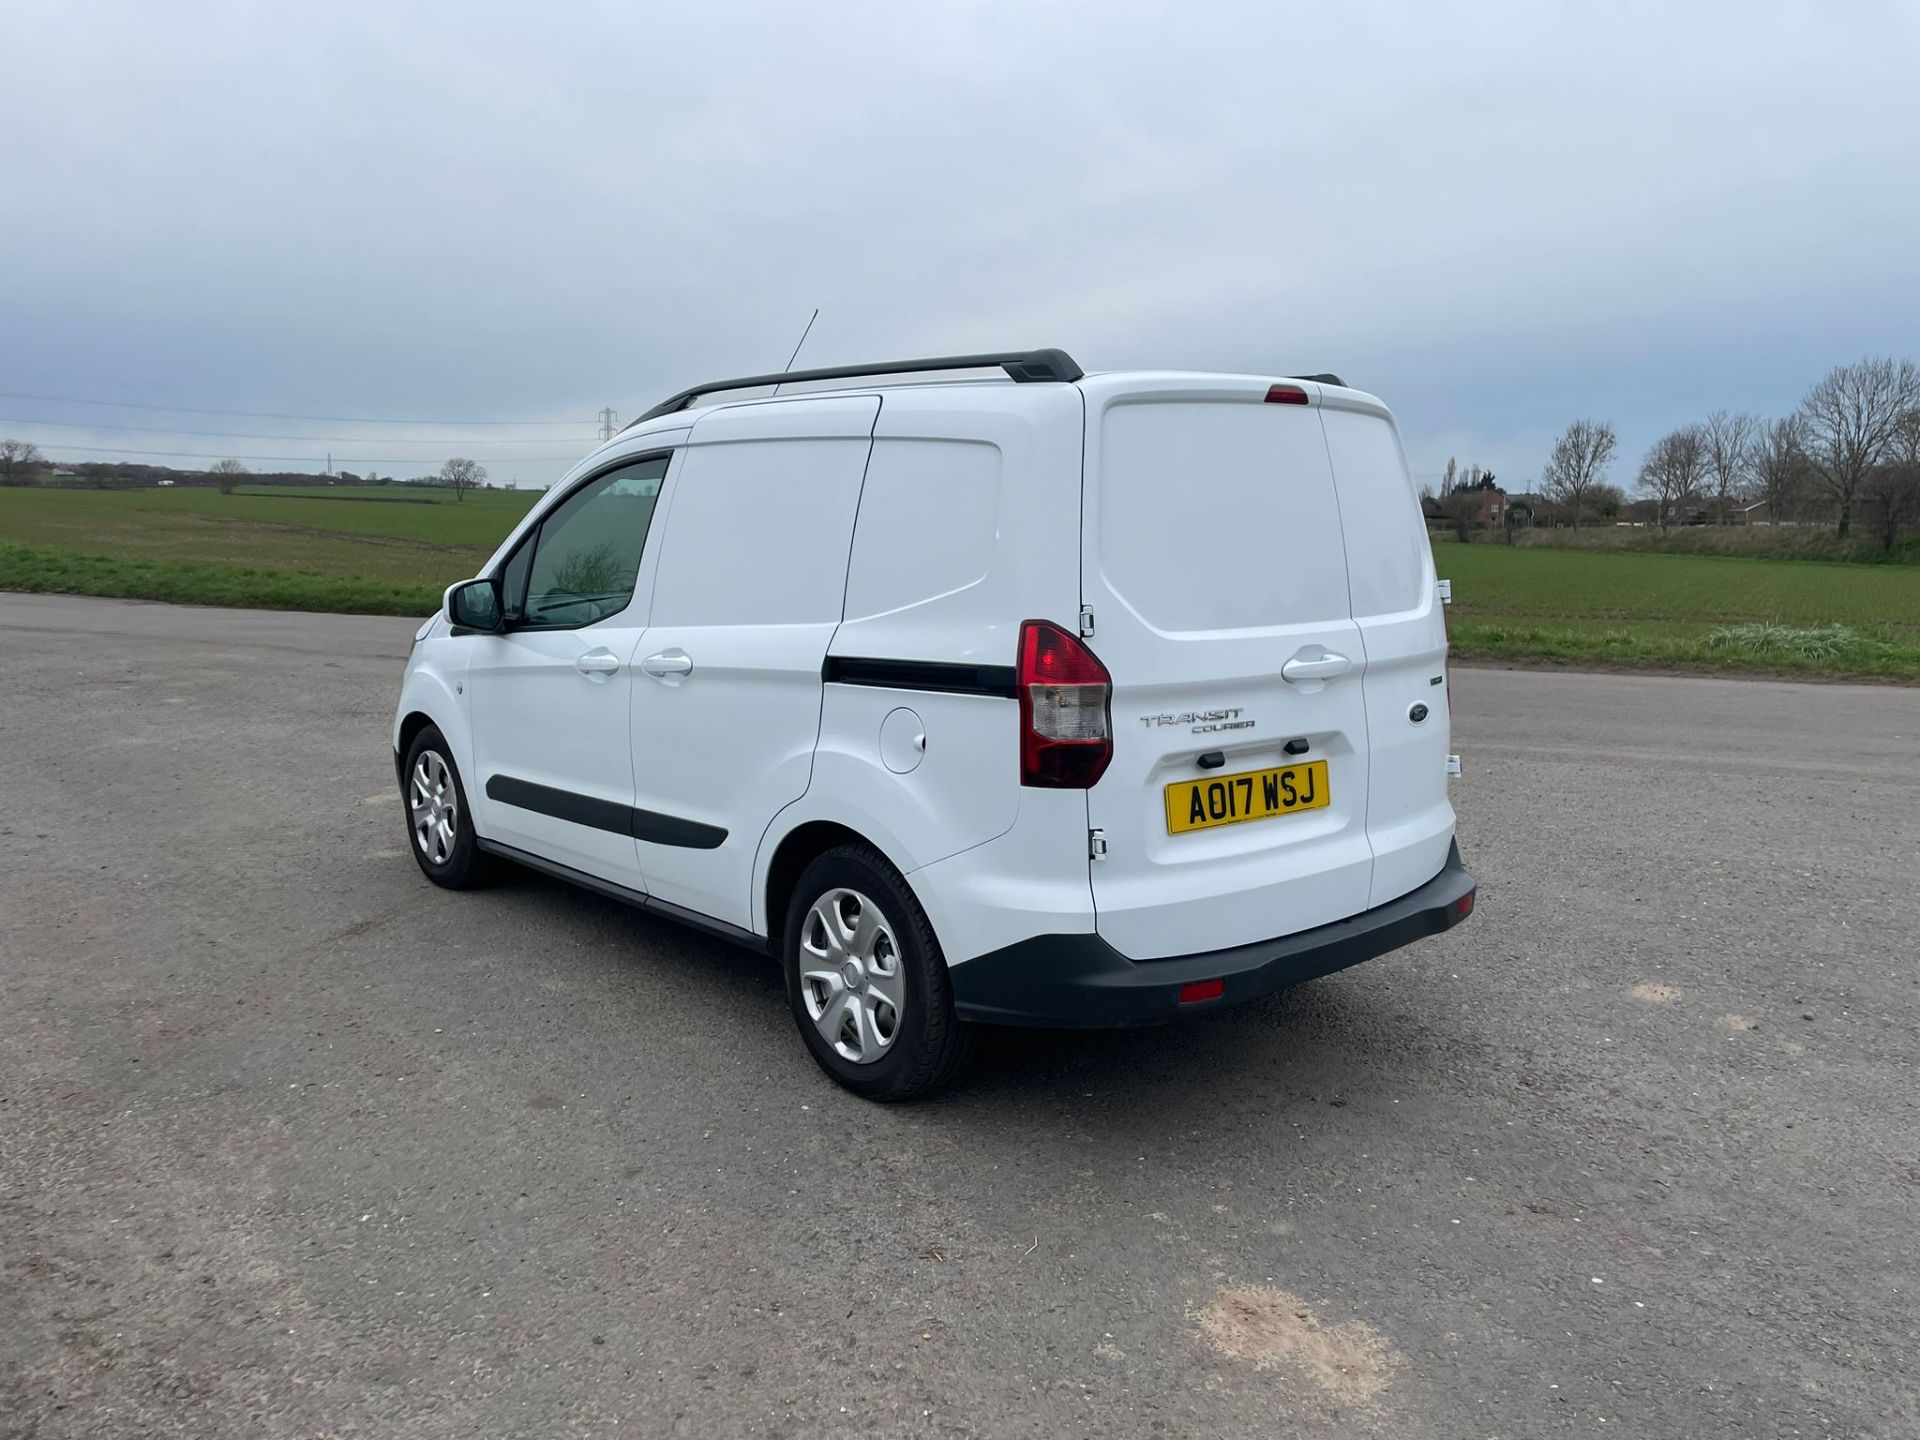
[948,842,1475,1028]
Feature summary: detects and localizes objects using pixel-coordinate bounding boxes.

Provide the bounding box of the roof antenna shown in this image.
[770,308,819,398]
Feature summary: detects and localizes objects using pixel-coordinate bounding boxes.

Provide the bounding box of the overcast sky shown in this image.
[4,1,1918,488]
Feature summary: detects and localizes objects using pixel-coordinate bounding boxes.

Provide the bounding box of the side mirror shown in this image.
[446,577,503,632]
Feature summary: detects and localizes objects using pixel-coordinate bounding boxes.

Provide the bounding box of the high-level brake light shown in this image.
[1017,620,1113,788]
[1264,384,1310,405]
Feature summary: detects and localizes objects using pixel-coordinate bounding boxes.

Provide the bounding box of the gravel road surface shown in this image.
[3,592,1915,1438]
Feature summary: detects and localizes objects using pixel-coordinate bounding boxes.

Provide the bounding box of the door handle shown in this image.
[1281,649,1353,684]
[640,649,694,679]
[574,650,621,679]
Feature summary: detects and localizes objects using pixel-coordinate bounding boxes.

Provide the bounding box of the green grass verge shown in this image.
[0,542,442,616]
[1449,617,1920,680]
[6,487,1920,678]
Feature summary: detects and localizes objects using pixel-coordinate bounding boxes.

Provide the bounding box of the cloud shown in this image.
[3,0,1916,484]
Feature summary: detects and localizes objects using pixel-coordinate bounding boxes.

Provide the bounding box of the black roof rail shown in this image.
[1290,373,1347,388]
[627,348,1084,428]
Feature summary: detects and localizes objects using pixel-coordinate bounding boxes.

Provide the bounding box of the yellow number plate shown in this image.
[1164,760,1331,835]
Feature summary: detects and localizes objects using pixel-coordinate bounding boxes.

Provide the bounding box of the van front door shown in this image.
[466,452,673,890]
[626,395,880,932]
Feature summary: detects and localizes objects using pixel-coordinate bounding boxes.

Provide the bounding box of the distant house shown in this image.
[1428,487,1509,530]
[1688,498,1771,526]
[1466,489,1508,527]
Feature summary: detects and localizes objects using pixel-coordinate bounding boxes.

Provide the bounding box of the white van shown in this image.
[392,350,1475,1099]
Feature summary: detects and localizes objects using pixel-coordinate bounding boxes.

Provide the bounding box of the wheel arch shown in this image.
[392,654,470,796]
[395,709,438,780]
[761,820,877,955]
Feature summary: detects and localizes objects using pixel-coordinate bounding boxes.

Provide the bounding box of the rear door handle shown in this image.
[575,650,621,679]
[1281,650,1353,683]
[640,649,693,679]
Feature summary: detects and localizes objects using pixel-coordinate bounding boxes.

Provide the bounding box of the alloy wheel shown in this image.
[798,888,904,1064]
[409,751,458,866]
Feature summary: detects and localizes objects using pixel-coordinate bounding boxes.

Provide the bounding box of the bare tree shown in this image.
[1637,426,1708,531]
[1859,466,1920,552]
[1699,410,1757,522]
[1439,488,1477,543]
[439,456,487,503]
[1539,419,1618,527]
[1750,416,1809,523]
[1859,410,1920,551]
[1590,481,1625,523]
[1796,356,1920,538]
[209,457,248,494]
[0,438,45,485]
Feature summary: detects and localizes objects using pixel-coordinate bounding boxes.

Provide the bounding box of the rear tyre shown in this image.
[783,845,976,1101]
[401,725,489,890]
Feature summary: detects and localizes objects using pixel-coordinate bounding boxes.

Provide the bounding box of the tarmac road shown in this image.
[2,592,1916,1439]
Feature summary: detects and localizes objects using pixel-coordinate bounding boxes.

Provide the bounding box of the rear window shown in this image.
[1094,401,1351,632]
[1320,408,1427,618]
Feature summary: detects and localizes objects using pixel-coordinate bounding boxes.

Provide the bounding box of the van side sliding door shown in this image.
[625,395,880,932]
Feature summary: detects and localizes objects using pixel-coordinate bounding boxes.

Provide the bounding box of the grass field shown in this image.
[4,486,1919,678]
[1437,543,1920,678]
[0,485,536,611]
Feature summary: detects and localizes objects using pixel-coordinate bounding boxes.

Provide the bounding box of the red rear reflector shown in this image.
[1265,384,1310,405]
[1455,890,1476,918]
[1178,978,1226,1004]
[1017,620,1113,788]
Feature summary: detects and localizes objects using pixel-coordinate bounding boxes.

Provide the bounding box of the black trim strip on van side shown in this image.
[485,775,728,850]
[822,656,1018,699]
[473,837,768,953]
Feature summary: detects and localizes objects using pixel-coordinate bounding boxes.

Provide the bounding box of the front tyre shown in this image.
[402,725,488,890]
[783,845,976,1101]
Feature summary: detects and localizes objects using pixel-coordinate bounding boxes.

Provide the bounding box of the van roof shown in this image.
[627,349,1087,428]
[611,352,1383,447]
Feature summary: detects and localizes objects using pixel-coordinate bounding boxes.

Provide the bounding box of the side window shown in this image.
[516,455,668,627]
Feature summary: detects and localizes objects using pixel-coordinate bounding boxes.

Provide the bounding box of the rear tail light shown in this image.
[1017,620,1113,788]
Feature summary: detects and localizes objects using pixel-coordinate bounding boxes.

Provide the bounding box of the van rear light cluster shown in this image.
[1017,620,1113,788]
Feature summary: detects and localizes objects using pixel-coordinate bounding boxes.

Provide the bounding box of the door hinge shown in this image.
[1088,828,1108,859]
[1078,604,1096,638]
[1446,754,1462,777]
[1436,578,1453,606]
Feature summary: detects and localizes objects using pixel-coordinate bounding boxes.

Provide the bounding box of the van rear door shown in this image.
[1079,377,1373,960]
[1319,394,1456,908]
